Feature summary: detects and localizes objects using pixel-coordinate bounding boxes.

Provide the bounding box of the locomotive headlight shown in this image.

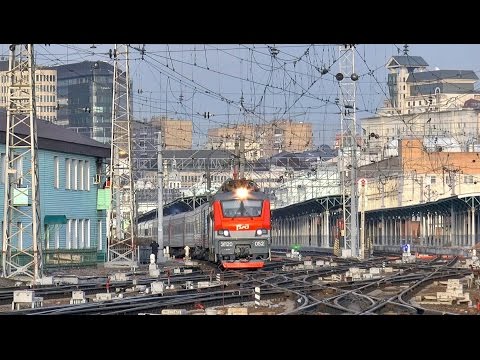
[235,187,248,199]
[217,229,230,236]
[255,229,268,236]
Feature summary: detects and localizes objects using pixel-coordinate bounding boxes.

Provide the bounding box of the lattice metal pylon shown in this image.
[106,44,137,266]
[2,44,42,279]
[338,44,358,257]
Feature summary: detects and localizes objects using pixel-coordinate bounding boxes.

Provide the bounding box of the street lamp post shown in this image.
[360,179,366,259]
[157,131,164,263]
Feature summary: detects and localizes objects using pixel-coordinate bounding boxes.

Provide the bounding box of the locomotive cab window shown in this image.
[221,200,262,217]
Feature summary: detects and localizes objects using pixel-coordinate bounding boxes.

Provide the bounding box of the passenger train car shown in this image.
[138,179,271,269]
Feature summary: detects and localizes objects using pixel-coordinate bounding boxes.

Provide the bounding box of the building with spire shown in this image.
[379,45,478,116]
[361,47,480,164]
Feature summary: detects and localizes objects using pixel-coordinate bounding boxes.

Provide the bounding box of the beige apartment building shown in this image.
[0,60,57,122]
[207,119,313,159]
[358,138,480,211]
[207,124,264,161]
[150,117,193,150]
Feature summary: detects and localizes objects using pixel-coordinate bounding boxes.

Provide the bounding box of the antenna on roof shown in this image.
[403,44,409,55]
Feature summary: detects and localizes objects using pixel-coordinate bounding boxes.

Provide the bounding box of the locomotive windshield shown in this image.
[221,200,262,218]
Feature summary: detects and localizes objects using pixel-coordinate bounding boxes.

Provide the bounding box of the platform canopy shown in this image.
[44,215,67,225]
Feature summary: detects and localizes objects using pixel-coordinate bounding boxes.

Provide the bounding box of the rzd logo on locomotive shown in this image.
[236,224,250,230]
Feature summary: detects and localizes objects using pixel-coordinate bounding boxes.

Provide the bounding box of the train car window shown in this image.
[221,200,262,217]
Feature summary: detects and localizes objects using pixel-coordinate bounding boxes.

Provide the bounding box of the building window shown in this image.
[0,153,5,184]
[73,219,78,249]
[14,157,23,186]
[86,219,90,248]
[55,227,60,249]
[419,100,422,106]
[65,159,71,189]
[72,159,78,190]
[79,219,84,248]
[17,222,23,250]
[66,219,72,249]
[465,175,474,184]
[85,161,90,191]
[97,220,102,251]
[54,156,59,188]
[78,160,83,190]
[431,176,436,184]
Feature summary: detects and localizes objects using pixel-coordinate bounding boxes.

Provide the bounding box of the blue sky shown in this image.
[2,44,479,148]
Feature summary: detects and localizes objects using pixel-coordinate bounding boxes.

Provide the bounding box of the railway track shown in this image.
[0,253,474,315]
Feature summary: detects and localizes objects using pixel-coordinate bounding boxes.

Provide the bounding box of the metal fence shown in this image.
[43,249,98,267]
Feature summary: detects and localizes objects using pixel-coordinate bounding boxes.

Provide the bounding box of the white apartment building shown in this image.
[0,60,57,122]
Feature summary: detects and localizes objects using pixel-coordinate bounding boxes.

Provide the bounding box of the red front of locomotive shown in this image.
[211,180,271,269]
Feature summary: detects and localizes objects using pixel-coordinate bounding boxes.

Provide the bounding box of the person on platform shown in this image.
[150,241,159,262]
[103,176,111,189]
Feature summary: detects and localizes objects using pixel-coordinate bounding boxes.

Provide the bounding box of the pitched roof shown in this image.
[271,147,337,160]
[387,56,429,68]
[0,59,56,72]
[407,70,478,82]
[52,61,114,79]
[162,149,233,159]
[0,109,110,158]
